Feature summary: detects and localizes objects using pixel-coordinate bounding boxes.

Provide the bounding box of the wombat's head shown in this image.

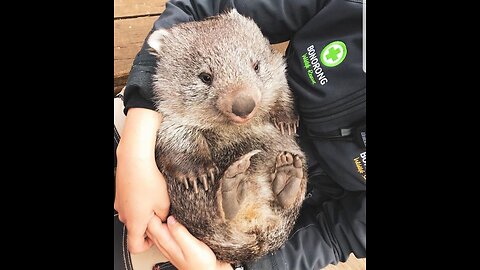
[148,9,287,127]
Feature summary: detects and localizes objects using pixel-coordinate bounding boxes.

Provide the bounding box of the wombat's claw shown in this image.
[181,176,189,190]
[208,167,218,184]
[201,175,209,191]
[188,174,199,193]
[177,165,218,193]
[219,150,261,220]
[271,152,304,208]
[273,119,299,135]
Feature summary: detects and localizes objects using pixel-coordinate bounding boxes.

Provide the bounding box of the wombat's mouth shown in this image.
[230,115,253,124]
[226,109,257,125]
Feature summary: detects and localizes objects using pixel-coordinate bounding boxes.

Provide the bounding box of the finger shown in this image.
[146,227,177,264]
[116,213,125,223]
[113,200,120,213]
[166,216,204,253]
[146,224,173,262]
[127,229,153,254]
[154,208,169,223]
[146,236,173,263]
[154,201,170,222]
[147,216,184,262]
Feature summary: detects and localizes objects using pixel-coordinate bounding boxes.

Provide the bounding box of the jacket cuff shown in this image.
[243,253,283,270]
[123,83,156,115]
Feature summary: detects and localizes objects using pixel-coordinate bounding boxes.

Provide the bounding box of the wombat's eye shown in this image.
[253,61,260,73]
[199,72,213,85]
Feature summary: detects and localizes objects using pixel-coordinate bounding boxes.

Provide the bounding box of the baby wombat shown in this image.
[147,9,307,264]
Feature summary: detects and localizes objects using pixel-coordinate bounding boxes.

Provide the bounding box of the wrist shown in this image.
[116,108,162,161]
[116,140,155,162]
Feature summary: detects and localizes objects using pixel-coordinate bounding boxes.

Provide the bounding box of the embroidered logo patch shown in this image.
[320,41,347,67]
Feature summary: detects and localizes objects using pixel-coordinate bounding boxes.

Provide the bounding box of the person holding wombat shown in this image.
[114,0,366,270]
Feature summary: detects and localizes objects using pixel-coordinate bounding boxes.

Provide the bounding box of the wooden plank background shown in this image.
[114,0,166,18]
[114,0,167,94]
[114,16,158,93]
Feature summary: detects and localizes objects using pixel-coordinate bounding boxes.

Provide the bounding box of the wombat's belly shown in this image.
[166,133,307,263]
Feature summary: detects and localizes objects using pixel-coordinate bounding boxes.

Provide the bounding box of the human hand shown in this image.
[146,215,233,270]
[114,108,170,254]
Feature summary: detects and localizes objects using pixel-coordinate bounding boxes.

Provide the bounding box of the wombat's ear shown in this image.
[147,29,171,54]
[227,8,241,17]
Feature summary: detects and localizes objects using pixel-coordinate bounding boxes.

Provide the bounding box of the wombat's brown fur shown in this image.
[147,9,307,264]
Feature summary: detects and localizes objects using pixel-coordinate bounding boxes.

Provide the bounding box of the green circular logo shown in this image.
[320,41,347,67]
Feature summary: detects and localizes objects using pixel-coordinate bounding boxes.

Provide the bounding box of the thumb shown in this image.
[166,216,203,252]
[127,231,154,254]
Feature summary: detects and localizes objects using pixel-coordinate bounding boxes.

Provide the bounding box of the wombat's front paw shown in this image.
[175,164,219,193]
[218,150,261,220]
[271,152,304,208]
[272,114,299,136]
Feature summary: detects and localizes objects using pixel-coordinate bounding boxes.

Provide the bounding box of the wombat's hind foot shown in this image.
[218,150,261,220]
[271,152,303,208]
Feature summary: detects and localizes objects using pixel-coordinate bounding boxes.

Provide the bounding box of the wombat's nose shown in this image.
[232,97,256,118]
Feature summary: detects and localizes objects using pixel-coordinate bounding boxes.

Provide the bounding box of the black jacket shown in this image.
[123,0,366,269]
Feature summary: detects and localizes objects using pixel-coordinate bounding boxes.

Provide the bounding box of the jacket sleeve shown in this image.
[245,188,366,270]
[123,0,326,113]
